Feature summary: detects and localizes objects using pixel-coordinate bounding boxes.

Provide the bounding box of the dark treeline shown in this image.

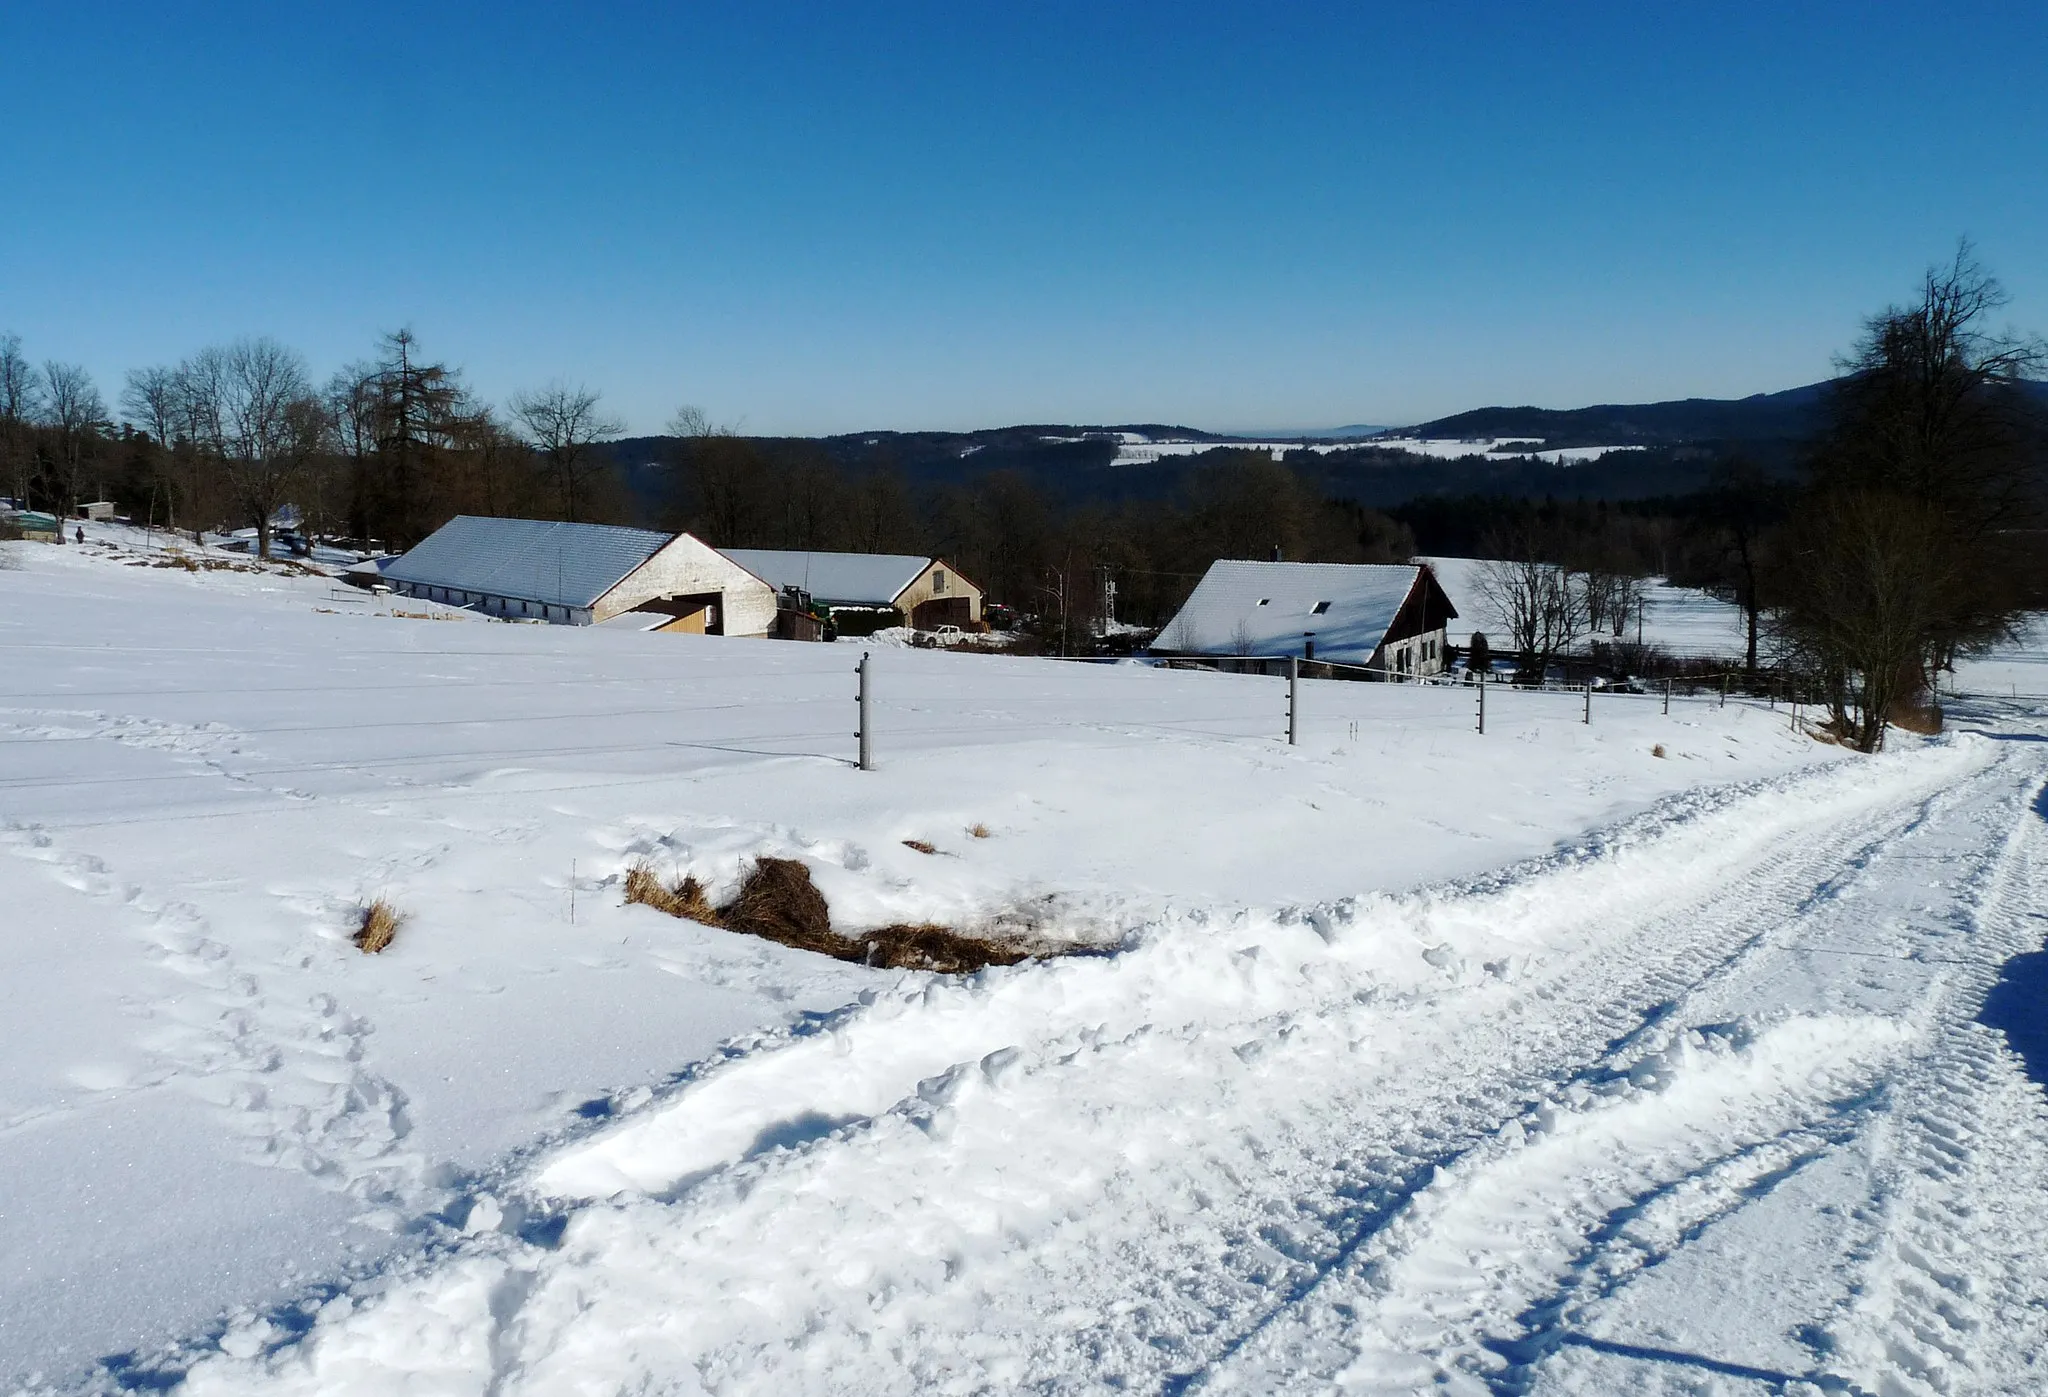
[655,428,1414,631]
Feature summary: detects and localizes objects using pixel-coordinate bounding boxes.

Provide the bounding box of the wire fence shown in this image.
[7,639,1971,831]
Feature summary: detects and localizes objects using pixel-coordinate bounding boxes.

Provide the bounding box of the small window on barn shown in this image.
[933,569,947,593]
[1311,601,1331,615]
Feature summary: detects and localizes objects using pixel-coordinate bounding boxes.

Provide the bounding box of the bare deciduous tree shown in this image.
[512,383,623,522]
[1473,553,1585,684]
[39,362,108,514]
[1779,243,2046,748]
[181,339,324,559]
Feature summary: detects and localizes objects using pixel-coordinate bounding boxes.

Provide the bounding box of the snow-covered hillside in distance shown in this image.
[8,528,2048,1396]
[1039,430,1645,468]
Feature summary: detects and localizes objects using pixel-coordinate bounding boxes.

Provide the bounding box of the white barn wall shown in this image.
[595,535,777,636]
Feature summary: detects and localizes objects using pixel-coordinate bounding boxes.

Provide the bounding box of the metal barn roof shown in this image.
[383,517,676,609]
[1157,561,1428,664]
[717,549,933,606]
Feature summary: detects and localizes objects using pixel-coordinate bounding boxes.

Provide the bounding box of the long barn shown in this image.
[382,517,777,634]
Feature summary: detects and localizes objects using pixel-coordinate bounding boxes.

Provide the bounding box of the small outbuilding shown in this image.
[1152,560,1457,675]
[383,516,777,634]
[716,549,982,632]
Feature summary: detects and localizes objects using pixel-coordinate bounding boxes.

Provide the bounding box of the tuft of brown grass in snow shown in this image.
[902,839,938,855]
[623,861,722,925]
[967,823,991,840]
[354,898,406,954]
[1651,743,1666,758]
[719,857,839,952]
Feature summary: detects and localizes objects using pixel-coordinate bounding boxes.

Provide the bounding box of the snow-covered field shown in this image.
[6,529,2048,1395]
[1951,613,2048,699]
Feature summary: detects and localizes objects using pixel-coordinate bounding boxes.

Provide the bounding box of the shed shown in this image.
[383,516,776,634]
[1152,560,1457,676]
[717,549,982,630]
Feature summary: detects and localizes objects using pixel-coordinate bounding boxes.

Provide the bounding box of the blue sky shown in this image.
[2,2,2043,435]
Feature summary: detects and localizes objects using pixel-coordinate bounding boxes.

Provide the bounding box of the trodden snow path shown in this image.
[149,724,2048,1397]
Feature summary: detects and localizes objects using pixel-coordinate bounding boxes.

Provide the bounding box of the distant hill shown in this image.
[610,380,2046,517]
[1400,383,1831,447]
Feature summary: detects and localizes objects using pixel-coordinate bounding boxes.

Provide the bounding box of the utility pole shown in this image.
[1041,569,1069,657]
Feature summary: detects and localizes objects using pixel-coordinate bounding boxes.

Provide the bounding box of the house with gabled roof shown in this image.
[1152,560,1457,675]
[717,549,982,631]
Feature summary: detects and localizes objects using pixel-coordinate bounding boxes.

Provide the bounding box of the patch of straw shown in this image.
[967,823,991,839]
[354,898,406,954]
[902,839,938,855]
[623,861,722,925]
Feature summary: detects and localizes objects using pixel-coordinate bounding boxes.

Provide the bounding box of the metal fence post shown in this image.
[857,652,873,771]
[1662,677,1670,716]
[1287,656,1299,745]
[1720,673,1728,709]
[1476,674,1486,734]
[1584,683,1591,725]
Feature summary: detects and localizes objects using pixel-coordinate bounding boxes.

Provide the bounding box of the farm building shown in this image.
[383,517,777,634]
[1153,560,1457,675]
[717,549,982,631]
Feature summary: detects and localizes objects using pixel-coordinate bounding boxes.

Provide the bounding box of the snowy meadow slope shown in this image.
[5,533,2047,1395]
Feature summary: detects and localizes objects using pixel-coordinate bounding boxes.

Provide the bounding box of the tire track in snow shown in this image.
[1814,774,2048,1397]
[1,822,424,1208]
[1200,745,2048,1395]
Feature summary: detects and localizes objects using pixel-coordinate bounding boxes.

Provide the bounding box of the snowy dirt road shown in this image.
[163,717,2048,1397]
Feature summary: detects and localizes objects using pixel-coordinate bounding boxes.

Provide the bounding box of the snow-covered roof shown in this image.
[1156,561,1428,664]
[718,549,932,606]
[383,517,676,609]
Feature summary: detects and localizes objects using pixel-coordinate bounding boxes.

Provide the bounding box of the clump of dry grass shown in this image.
[623,861,721,924]
[719,857,838,952]
[624,855,1058,974]
[1651,743,1666,758]
[902,839,938,855]
[354,898,406,954]
[967,823,991,840]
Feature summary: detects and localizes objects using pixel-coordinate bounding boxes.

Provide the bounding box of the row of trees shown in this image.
[0,330,630,557]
